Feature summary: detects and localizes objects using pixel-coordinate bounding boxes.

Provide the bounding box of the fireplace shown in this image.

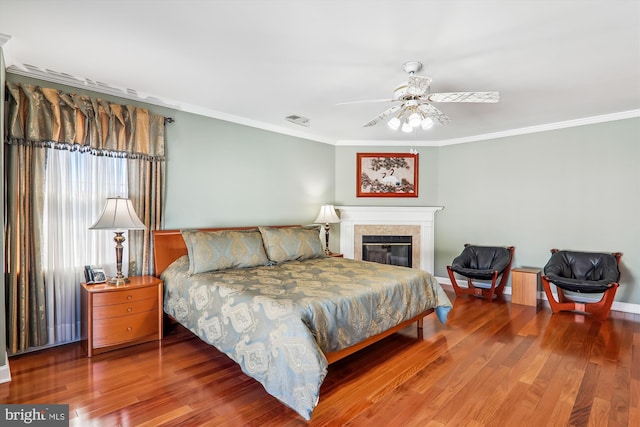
[336,206,443,272]
[362,235,412,267]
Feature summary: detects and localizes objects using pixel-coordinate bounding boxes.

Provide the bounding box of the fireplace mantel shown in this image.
[335,206,443,272]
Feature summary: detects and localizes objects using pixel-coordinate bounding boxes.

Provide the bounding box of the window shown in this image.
[42,148,128,344]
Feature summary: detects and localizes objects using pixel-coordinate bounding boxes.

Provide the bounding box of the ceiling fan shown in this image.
[339,61,499,132]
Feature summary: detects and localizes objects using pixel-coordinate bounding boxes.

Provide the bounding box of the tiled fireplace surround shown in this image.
[336,206,443,272]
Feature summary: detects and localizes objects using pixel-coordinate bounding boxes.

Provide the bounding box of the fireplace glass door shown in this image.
[362,235,412,268]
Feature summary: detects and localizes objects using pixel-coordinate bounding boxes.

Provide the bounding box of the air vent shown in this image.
[285,115,310,127]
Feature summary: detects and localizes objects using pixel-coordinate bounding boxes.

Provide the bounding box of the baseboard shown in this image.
[0,352,11,384]
[435,276,640,315]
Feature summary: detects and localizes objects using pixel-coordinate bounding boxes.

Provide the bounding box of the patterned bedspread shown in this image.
[162,255,452,419]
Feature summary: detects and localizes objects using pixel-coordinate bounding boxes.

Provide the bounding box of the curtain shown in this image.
[4,82,166,354]
[4,143,47,351]
[128,111,165,277]
[43,149,128,344]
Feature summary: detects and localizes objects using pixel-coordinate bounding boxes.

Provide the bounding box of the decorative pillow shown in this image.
[259,226,325,263]
[181,229,269,275]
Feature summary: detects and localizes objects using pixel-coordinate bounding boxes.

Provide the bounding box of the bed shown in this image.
[153,225,452,420]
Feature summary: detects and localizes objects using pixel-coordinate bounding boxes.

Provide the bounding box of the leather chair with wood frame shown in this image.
[541,249,622,321]
[447,244,515,301]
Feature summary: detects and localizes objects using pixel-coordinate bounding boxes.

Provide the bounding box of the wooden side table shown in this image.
[511,268,541,307]
[81,275,163,357]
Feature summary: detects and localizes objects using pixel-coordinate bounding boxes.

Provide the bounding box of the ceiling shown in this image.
[1,0,639,145]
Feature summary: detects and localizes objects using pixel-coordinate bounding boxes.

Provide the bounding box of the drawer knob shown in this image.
[127,308,132,312]
[127,295,133,300]
[127,327,132,331]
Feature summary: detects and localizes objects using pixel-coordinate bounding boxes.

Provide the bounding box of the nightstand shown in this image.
[511,268,541,307]
[81,275,163,357]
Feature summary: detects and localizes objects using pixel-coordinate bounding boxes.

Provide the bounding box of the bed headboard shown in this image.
[152,225,298,276]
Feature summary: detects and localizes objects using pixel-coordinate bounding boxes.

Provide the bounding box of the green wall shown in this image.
[333,118,639,305]
[164,111,335,230]
[435,118,640,304]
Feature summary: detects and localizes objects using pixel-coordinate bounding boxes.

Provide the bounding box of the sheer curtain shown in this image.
[43,149,128,344]
[4,82,166,354]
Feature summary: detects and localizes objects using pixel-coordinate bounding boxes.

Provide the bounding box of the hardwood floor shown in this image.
[2,290,638,426]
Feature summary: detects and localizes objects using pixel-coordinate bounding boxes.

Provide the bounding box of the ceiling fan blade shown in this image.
[427,91,500,103]
[418,104,450,125]
[363,105,402,127]
[407,75,432,96]
[336,99,398,106]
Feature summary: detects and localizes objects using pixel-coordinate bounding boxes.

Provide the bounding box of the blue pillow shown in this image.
[181,229,269,275]
[259,226,325,263]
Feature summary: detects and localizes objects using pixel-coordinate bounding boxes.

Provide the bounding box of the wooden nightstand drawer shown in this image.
[92,285,157,306]
[93,297,158,320]
[93,310,160,347]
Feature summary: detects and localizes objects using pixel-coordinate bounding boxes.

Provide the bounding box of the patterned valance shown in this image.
[4,82,165,161]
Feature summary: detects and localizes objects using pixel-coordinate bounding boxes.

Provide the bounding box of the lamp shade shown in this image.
[407,112,422,128]
[314,204,341,224]
[421,117,434,129]
[387,117,401,131]
[89,197,146,231]
[401,122,413,133]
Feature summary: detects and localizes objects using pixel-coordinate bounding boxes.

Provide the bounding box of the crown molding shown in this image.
[336,110,640,147]
[434,110,640,146]
[334,139,442,147]
[0,33,11,46]
[0,33,14,66]
[167,101,335,145]
[7,63,181,107]
[6,63,335,146]
[6,60,638,148]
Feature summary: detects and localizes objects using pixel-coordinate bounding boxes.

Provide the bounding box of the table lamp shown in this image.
[90,197,146,285]
[314,204,341,255]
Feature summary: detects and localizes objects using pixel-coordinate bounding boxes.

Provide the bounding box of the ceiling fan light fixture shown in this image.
[407,112,422,128]
[387,117,401,131]
[421,117,434,129]
[342,61,499,131]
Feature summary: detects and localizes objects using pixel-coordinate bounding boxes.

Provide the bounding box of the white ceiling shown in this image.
[1,0,639,145]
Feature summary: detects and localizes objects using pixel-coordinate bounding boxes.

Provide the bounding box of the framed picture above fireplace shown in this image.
[356,152,418,197]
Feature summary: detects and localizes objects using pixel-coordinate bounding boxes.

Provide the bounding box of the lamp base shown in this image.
[324,248,333,256]
[110,231,129,286]
[109,276,130,286]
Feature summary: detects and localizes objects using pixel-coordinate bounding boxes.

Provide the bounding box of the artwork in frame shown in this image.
[357,152,418,197]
